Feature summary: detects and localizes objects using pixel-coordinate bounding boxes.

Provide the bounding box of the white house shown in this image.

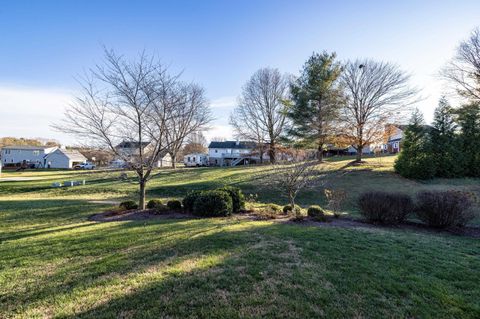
[208,141,267,166]
[1,145,58,168]
[114,141,172,167]
[383,124,406,153]
[44,149,87,169]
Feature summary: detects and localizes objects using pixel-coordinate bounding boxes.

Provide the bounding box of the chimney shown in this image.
[235,140,240,146]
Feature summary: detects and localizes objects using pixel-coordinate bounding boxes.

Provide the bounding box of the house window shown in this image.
[215,149,218,153]
[187,157,190,161]
[193,157,196,162]
[33,150,40,156]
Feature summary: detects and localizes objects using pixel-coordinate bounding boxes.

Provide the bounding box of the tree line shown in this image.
[230,54,417,164]
[395,28,480,179]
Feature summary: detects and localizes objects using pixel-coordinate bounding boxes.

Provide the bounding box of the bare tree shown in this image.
[264,160,324,218]
[230,68,289,163]
[165,84,211,168]
[54,49,208,209]
[443,27,480,102]
[341,59,418,162]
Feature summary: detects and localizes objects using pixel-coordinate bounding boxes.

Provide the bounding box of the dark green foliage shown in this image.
[455,103,480,177]
[416,191,475,228]
[217,186,245,213]
[394,109,435,179]
[307,205,327,222]
[287,51,344,159]
[430,97,460,177]
[146,199,163,209]
[119,200,138,210]
[182,190,204,212]
[167,200,182,210]
[358,191,414,225]
[283,204,302,215]
[193,190,233,217]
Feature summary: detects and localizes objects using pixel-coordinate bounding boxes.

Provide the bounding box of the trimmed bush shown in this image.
[283,204,302,215]
[193,190,233,217]
[307,205,327,222]
[119,200,138,210]
[183,190,204,212]
[358,191,414,225]
[167,200,182,210]
[217,186,245,213]
[146,199,163,209]
[416,191,475,228]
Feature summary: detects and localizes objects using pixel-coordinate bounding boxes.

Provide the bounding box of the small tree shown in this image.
[264,160,324,218]
[287,51,344,161]
[394,109,435,179]
[430,97,460,177]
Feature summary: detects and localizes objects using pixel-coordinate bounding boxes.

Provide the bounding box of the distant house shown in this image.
[0,145,87,169]
[383,124,407,154]
[114,141,172,167]
[208,141,267,166]
[1,145,58,168]
[44,149,87,169]
[184,153,208,167]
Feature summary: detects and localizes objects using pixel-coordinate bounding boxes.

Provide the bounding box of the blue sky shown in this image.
[1,0,479,144]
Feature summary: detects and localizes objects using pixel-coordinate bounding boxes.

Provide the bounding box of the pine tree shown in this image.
[287,51,344,161]
[455,102,480,177]
[394,109,435,179]
[430,97,460,177]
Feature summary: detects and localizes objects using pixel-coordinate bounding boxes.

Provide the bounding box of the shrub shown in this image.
[193,190,233,217]
[146,199,163,209]
[167,200,182,210]
[307,205,327,222]
[358,191,414,225]
[217,186,245,213]
[416,191,475,228]
[183,190,204,212]
[119,200,138,210]
[255,204,283,219]
[283,204,301,214]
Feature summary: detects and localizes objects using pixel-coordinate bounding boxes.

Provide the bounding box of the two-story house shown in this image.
[208,141,267,166]
[1,145,58,168]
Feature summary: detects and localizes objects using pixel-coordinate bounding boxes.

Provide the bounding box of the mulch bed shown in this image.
[89,209,480,238]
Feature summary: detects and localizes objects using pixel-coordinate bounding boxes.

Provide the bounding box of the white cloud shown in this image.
[210,96,236,109]
[0,85,75,144]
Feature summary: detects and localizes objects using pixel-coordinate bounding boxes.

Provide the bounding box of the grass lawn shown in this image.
[1,155,479,318]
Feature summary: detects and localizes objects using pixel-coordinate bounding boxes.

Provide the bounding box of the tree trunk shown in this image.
[356,145,363,162]
[269,141,276,164]
[171,153,177,169]
[317,144,324,162]
[139,179,146,210]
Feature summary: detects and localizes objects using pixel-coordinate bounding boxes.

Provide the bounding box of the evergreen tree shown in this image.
[394,109,435,179]
[430,97,460,177]
[455,102,480,177]
[287,51,344,161]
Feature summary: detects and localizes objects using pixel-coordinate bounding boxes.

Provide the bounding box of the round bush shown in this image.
[193,190,233,217]
[167,200,182,210]
[307,205,327,222]
[183,190,204,212]
[146,199,163,209]
[358,191,413,225]
[416,191,475,228]
[119,200,138,210]
[283,204,302,215]
[217,186,245,213]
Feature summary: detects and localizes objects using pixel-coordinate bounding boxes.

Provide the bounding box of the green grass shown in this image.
[1,156,479,318]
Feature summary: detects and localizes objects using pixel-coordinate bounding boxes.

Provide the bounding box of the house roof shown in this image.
[208,141,257,149]
[47,149,87,161]
[2,145,55,150]
[116,141,150,149]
